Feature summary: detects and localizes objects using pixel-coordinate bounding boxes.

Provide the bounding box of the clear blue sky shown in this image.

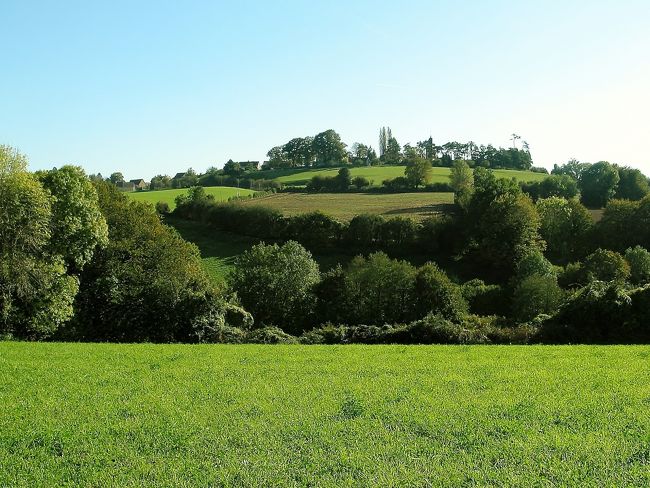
[2,0,649,179]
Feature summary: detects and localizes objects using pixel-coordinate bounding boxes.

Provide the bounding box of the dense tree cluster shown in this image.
[0,146,241,342]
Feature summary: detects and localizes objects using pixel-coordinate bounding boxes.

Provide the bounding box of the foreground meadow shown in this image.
[1,343,649,487]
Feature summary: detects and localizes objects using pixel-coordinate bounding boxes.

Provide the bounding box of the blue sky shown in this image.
[2,0,649,179]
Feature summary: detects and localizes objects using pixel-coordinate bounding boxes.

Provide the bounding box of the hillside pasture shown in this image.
[248,165,548,187]
[1,343,648,487]
[238,192,455,221]
[127,186,256,210]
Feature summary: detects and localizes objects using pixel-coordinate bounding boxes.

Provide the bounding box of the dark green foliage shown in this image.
[540,281,650,343]
[582,249,630,283]
[155,201,170,214]
[381,176,410,191]
[537,197,592,263]
[379,217,418,247]
[351,176,371,189]
[413,263,468,321]
[514,251,557,281]
[464,169,544,277]
[0,152,85,340]
[70,181,223,342]
[285,211,343,249]
[231,241,320,334]
[512,274,564,322]
[579,161,620,208]
[521,174,579,201]
[462,280,510,316]
[551,159,591,180]
[615,166,649,201]
[335,167,352,190]
[346,214,382,247]
[312,130,348,166]
[246,326,298,344]
[625,246,650,285]
[37,166,109,272]
[595,197,650,252]
[342,252,417,325]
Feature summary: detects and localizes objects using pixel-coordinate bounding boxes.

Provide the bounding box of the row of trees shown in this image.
[264,128,534,170]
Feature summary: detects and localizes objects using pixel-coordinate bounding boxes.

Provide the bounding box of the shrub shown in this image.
[346,214,384,247]
[413,263,468,321]
[625,246,650,285]
[351,176,371,189]
[286,211,343,249]
[379,217,418,247]
[247,326,298,344]
[511,274,564,322]
[462,279,509,316]
[582,249,630,283]
[155,201,170,214]
[231,241,320,334]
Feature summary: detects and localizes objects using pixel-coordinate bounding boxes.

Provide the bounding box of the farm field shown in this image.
[127,186,256,210]
[238,192,455,221]
[1,343,649,487]
[249,165,548,186]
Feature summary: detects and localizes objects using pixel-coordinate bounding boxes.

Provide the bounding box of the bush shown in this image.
[379,217,418,247]
[351,176,371,189]
[511,274,564,322]
[539,281,644,343]
[582,248,630,283]
[462,279,509,316]
[625,246,650,285]
[346,214,384,247]
[155,201,170,215]
[413,263,468,321]
[247,326,298,344]
[286,211,343,249]
[231,241,320,334]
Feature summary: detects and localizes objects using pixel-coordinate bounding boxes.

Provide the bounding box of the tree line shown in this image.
[3,142,650,345]
[264,127,533,171]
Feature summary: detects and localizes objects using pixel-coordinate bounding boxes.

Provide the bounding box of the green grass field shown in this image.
[249,166,548,187]
[1,343,648,486]
[127,186,256,210]
[239,192,455,221]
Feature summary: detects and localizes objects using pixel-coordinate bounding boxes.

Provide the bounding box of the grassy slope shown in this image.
[1,343,649,486]
[238,192,454,221]
[167,218,351,284]
[249,166,548,186]
[127,186,256,210]
[166,218,262,284]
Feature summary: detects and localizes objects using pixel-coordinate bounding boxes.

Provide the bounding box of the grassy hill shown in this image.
[127,186,256,210]
[248,166,548,186]
[238,192,454,221]
[1,342,648,486]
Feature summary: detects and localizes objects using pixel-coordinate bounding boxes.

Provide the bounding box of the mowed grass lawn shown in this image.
[239,192,455,221]
[1,344,649,487]
[127,186,256,210]
[252,166,548,186]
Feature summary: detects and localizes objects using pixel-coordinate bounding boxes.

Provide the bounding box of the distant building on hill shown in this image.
[129,179,147,190]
